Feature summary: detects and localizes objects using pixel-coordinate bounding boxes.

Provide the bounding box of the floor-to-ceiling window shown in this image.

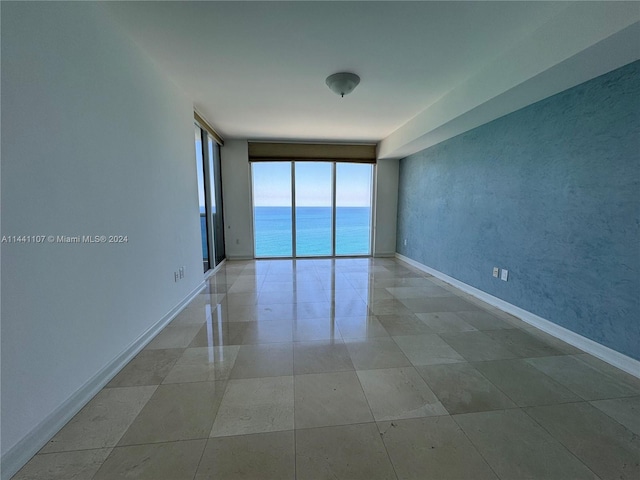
[251,160,374,258]
[252,162,293,257]
[194,121,225,271]
[335,163,373,255]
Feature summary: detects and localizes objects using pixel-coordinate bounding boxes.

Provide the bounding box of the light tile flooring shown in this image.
[14,258,640,479]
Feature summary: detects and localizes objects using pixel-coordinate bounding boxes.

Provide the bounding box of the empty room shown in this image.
[1,1,639,479]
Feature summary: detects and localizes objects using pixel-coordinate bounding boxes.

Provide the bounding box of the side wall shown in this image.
[397,61,640,360]
[221,140,254,259]
[1,1,203,466]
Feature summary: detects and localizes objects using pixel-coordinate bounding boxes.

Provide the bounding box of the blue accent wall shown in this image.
[396,61,640,360]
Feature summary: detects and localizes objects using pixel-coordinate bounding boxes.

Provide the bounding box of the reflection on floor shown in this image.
[15,258,640,479]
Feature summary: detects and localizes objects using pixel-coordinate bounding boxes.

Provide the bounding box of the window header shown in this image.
[248,142,376,163]
[194,111,224,146]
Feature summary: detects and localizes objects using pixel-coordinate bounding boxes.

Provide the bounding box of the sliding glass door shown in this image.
[252,161,373,258]
[295,162,333,256]
[336,163,373,255]
[252,162,293,257]
[194,123,225,272]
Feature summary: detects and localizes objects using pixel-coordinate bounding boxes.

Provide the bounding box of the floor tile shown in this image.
[368,299,415,316]
[379,416,497,480]
[293,317,341,342]
[296,423,397,480]
[521,326,584,354]
[196,431,295,480]
[392,334,465,366]
[455,310,516,330]
[41,386,157,453]
[93,439,205,480]
[107,349,183,387]
[415,312,477,333]
[377,314,435,335]
[439,331,518,361]
[332,298,371,316]
[483,328,566,358]
[294,371,373,428]
[118,382,224,444]
[191,319,293,346]
[590,396,640,435]
[345,337,412,370]
[454,409,598,480]
[526,402,640,480]
[357,367,447,421]
[385,285,454,299]
[399,296,481,313]
[145,325,201,349]
[473,358,581,406]
[295,302,333,319]
[579,354,640,391]
[211,376,294,437]
[162,346,239,383]
[228,343,293,379]
[335,316,390,339]
[356,288,395,303]
[224,292,259,306]
[417,363,516,414]
[169,303,225,326]
[526,355,640,400]
[12,448,112,480]
[188,321,245,347]
[293,340,354,374]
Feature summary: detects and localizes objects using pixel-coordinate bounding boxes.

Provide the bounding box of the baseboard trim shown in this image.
[373,251,396,258]
[395,253,640,378]
[0,280,206,480]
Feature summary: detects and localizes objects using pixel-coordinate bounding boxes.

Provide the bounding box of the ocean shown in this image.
[254,206,371,257]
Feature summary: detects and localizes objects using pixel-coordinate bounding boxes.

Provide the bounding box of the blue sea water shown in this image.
[254,206,371,257]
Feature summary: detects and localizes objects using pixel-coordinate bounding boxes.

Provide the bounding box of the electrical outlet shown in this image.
[501,269,509,281]
[493,267,499,278]
[179,266,185,279]
[403,239,407,246]
[174,271,179,282]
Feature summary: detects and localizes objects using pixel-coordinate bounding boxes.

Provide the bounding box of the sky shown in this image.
[252,161,373,207]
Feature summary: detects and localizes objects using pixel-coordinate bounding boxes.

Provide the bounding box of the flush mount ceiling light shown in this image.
[325,72,360,97]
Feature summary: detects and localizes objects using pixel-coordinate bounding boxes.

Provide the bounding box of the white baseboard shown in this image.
[0,280,206,480]
[396,253,640,379]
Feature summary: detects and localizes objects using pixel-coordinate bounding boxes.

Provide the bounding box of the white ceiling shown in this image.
[104,1,640,158]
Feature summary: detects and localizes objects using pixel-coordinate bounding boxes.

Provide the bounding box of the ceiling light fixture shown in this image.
[325,72,360,97]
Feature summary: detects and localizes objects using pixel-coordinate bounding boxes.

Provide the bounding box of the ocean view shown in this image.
[254,206,371,257]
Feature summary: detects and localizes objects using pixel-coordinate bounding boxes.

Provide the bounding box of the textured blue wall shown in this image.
[397,61,640,360]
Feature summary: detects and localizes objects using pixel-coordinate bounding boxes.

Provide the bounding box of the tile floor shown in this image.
[14,258,640,479]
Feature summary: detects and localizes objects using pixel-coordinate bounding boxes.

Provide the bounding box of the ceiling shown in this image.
[104,1,640,159]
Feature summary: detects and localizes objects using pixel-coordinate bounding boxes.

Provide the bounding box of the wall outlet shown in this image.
[492,267,499,278]
[403,239,407,246]
[236,238,240,245]
[174,271,179,282]
[501,269,509,281]
[179,266,185,279]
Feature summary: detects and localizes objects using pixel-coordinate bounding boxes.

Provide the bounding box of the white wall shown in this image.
[221,140,255,259]
[373,159,399,257]
[1,3,204,474]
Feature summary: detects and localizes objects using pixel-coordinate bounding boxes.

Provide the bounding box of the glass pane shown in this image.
[210,139,226,265]
[252,162,293,257]
[335,163,372,255]
[295,162,332,257]
[195,125,210,271]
